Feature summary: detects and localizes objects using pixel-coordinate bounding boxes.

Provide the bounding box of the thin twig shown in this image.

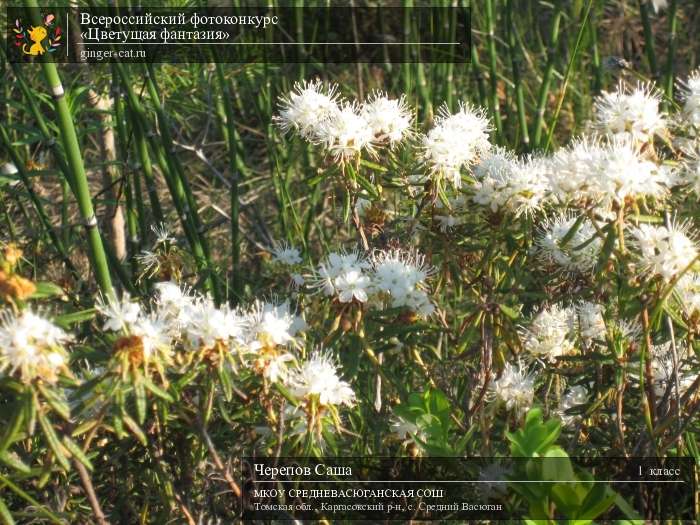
[74,459,109,525]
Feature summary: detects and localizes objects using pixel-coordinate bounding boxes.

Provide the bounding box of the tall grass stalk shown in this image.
[638,0,659,79]
[505,0,529,149]
[532,0,563,148]
[23,1,114,299]
[0,125,78,280]
[483,0,503,141]
[214,63,242,302]
[662,0,679,105]
[114,63,218,300]
[543,0,595,153]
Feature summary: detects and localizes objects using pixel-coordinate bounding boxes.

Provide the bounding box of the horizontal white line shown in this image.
[80,42,460,45]
[252,480,685,484]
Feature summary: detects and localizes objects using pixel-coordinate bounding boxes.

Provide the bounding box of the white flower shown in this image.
[130,311,174,361]
[289,351,356,407]
[152,223,175,246]
[557,385,588,426]
[472,150,549,216]
[548,136,669,210]
[291,273,306,288]
[390,415,427,450]
[136,250,160,277]
[435,214,463,232]
[422,102,492,188]
[96,292,142,332]
[313,250,371,296]
[244,300,303,352]
[679,69,700,127]
[271,241,302,266]
[390,416,422,440]
[519,305,576,362]
[488,360,536,414]
[275,79,340,140]
[371,249,435,315]
[263,352,295,383]
[630,221,698,281]
[0,309,71,383]
[576,302,607,342]
[313,102,375,161]
[674,272,700,318]
[154,281,195,325]
[184,297,245,351]
[360,92,412,146]
[680,150,700,197]
[593,82,666,143]
[535,214,602,273]
[334,269,371,303]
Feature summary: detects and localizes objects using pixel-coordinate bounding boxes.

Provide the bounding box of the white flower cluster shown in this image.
[519,302,607,362]
[97,284,303,383]
[465,77,700,217]
[472,149,549,216]
[276,80,413,161]
[519,304,576,362]
[548,136,670,211]
[679,68,700,127]
[488,359,536,415]
[288,351,355,407]
[422,102,492,189]
[96,284,357,408]
[629,221,698,282]
[674,272,700,318]
[311,248,435,317]
[271,241,303,266]
[593,82,666,143]
[0,309,70,384]
[535,213,603,273]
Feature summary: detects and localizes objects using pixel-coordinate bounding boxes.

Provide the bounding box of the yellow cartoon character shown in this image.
[23,25,47,56]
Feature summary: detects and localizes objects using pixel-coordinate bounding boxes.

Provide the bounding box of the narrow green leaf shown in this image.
[61,435,93,471]
[0,452,31,475]
[37,411,70,471]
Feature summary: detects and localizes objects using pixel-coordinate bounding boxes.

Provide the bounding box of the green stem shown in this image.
[532,0,563,147]
[543,0,594,153]
[638,0,658,79]
[662,0,678,106]
[506,0,529,149]
[24,0,114,298]
[214,63,242,303]
[483,0,503,140]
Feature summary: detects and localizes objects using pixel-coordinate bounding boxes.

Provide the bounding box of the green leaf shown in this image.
[142,377,174,403]
[122,414,147,446]
[613,493,642,520]
[29,282,65,300]
[0,401,25,456]
[0,495,16,525]
[61,435,93,471]
[498,303,521,320]
[36,384,71,421]
[54,308,96,328]
[133,378,147,425]
[0,451,31,475]
[577,482,617,520]
[37,411,70,471]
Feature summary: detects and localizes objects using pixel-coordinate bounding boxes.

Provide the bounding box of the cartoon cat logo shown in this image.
[12,14,62,57]
[23,25,48,55]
